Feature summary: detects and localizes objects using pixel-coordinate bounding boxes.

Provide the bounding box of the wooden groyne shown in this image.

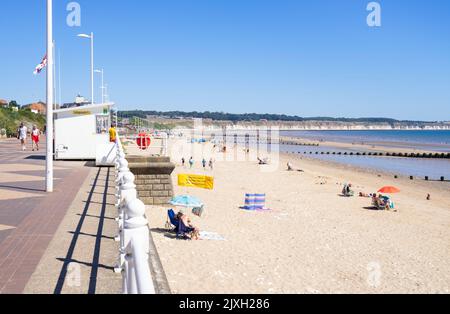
[280,141,320,147]
[286,151,450,159]
[219,134,450,159]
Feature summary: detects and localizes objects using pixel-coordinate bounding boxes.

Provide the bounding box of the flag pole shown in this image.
[46,0,54,193]
[53,40,56,110]
[91,32,94,104]
[58,48,61,108]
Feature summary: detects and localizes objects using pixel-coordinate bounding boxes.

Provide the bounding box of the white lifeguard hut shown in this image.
[54,102,117,165]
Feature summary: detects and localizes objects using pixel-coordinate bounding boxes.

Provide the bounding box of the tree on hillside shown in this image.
[9,100,19,108]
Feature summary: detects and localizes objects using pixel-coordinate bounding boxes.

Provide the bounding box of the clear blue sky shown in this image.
[0,0,449,121]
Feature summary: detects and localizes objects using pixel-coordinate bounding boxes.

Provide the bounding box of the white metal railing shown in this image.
[114,134,156,294]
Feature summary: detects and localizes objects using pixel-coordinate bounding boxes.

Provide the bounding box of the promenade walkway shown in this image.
[0,138,121,294]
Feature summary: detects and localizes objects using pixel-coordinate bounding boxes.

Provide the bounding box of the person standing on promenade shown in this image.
[209,158,214,171]
[109,124,117,143]
[31,125,41,151]
[182,157,186,168]
[189,157,194,169]
[18,123,28,151]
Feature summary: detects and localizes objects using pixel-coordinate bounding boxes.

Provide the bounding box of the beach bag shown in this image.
[192,206,204,217]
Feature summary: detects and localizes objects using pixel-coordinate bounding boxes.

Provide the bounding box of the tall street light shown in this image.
[46,0,54,192]
[95,69,104,104]
[104,83,109,103]
[77,32,94,104]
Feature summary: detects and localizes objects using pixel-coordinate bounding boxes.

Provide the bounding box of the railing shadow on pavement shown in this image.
[54,168,114,294]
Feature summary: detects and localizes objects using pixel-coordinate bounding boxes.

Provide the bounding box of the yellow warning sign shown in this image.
[178,174,214,190]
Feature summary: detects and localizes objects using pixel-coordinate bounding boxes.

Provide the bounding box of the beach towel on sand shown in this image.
[199,232,226,241]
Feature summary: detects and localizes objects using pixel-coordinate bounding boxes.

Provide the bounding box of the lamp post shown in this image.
[46,0,54,192]
[77,32,94,104]
[104,83,109,103]
[95,69,104,104]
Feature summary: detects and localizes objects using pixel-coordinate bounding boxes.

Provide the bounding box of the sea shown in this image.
[280,130,450,180]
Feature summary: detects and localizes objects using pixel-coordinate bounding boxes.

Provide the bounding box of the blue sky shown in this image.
[0,0,449,121]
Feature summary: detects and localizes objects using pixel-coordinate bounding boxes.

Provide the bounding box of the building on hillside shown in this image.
[23,102,46,114]
[61,94,91,109]
[0,99,8,107]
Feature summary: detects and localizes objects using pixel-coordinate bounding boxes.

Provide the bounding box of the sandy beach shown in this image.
[145,140,450,294]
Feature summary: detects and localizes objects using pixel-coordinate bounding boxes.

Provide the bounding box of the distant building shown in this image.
[23,102,46,114]
[61,94,91,109]
[75,95,87,104]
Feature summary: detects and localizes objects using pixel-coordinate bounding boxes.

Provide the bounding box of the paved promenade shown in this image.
[0,138,121,293]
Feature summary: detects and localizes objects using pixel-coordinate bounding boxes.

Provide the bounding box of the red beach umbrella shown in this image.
[378,186,401,194]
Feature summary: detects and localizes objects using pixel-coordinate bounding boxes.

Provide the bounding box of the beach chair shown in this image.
[166,209,179,232]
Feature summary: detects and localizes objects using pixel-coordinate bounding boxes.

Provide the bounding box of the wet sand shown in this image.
[281,136,449,154]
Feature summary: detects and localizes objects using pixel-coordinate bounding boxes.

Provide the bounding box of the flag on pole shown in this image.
[33,54,48,75]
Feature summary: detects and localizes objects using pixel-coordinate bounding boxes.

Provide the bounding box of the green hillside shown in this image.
[0,107,46,137]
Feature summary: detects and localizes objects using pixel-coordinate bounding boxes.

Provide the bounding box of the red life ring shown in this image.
[136,133,151,150]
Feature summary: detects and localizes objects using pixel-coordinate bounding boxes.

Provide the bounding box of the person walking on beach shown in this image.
[189,157,194,169]
[181,157,186,168]
[18,123,28,151]
[31,125,41,151]
[202,158,207,170]
[209,158,214,171]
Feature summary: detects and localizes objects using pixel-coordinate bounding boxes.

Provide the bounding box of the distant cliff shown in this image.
[119,110,450,131]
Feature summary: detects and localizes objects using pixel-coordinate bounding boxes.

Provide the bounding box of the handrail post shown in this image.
[122,198,155,294]
[115,132,156,294]
[125,252,138,294]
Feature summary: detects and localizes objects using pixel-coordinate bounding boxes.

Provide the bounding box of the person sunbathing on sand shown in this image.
[342,184,355,197]
[177,211,200,240]
[287,162,304,172]
[371,194,391,211]
[360,192,376,198]
[258,157,269,165]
